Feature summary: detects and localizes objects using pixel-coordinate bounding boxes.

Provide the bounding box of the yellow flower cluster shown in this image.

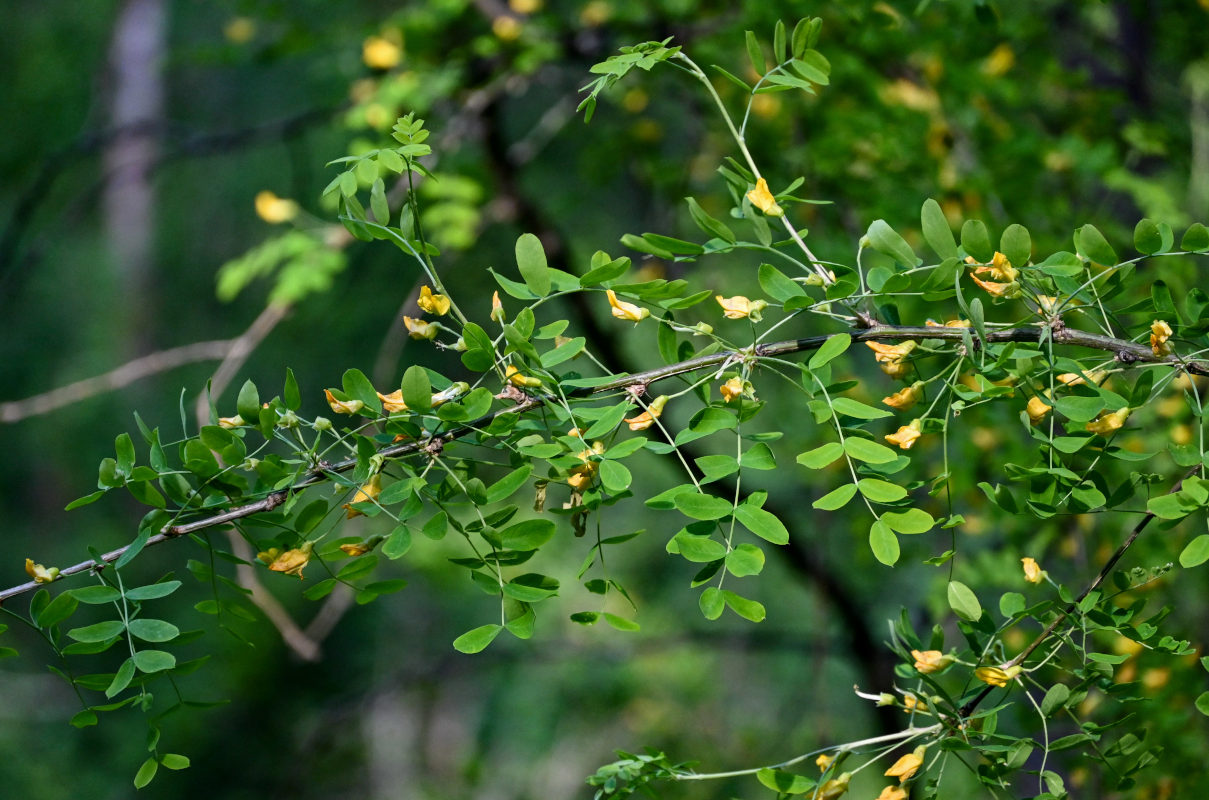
[968,251,1020,298]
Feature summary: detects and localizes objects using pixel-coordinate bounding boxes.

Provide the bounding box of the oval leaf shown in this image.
[515,232,551,297]
[948,580,983,621]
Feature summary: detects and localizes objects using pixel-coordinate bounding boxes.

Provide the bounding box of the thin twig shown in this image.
[3,322,1203,604]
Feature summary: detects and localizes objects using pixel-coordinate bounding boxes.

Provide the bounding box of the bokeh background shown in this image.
[3,1,1208,798]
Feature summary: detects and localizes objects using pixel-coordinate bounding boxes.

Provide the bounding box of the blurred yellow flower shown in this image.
[343,474,382,519]
[567,442,605,490]
[1022,556,1045,584]
[815,753,835,772]
[1150,319,1173,357]
[607,289,649,322]
[884,747,925,783]
[1026,395,1052,425]
[817,772,850,799]
[885,418,922,450]
[268,541,314,579]
[883,382,923,410]
[492,15,522,40]
[866,340,916,379]
[624,395,667,431]
[509,0,542,12]
[254,190,299,224]
[746,177,784,217]
[418,285,451,316]
[716,295,767,320]
[24,558,58,584]
[875,786,908,800]
[975,665,1020,688]
[720,377,745,403]
[223,17,256,44]
[1086,407,1130,435]
[324,389,364,415]
[378,390,408,413]
[901,694,929,714]
[218,415,244,429]
[362,35,402,70]
[491,291,506,322]
[506,365,543,389]
[926,318,970,328]
[911,649,952,674]
[340,542,372,557]
[403,315,439,340]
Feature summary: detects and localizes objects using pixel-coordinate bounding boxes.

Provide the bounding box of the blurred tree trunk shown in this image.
[103,0,164,355]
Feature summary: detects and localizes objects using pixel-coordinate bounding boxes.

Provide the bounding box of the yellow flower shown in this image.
[607,289,649,322]
[218,415,244,429]
[816,753,835,772]
[715,295,767,320]
[875,786,908,800]
[403,316,439,340]
[885,419,923,450]
[418,285,451,316]
[1026,395,1052,425]
[343,474,383,519]
[970,273,1018,298]
[883,382,923,410]
[866,340,917,380]
[362,35,402,70]
[720,377,745,403]
[817,772,850,800]
[24,558,59,584]
[624,395,668,431]
[492,15,522,40]
[324,389,365,415]
[746,177,784,217]
[884,746,925,783]
[567,442,605,490]
[509,0,542,12]
[926,318,970,328]
[491,291,506,322]
[1022,557,1046,584]
[254,190,299,224]
[340,542,372,557]
[268,541,314,579]
[901,694,929,714]
[1057,370,1106,387]
[911,649,953,674]
[975,665,1021,688]
[1086,407,1130,436]
[980,251,1018,282]
[256,548,280,565]
[377,390,408,413]
[223,17,256,44]
[506,365,543,389]
[1150,319,1173,357]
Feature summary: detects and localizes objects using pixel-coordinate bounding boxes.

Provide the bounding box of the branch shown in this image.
[3,322,1202,604]
[0,340,233,423]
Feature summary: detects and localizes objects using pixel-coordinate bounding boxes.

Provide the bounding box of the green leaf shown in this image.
[843,437,897,464]
[1075,223,1118,265]
[1182,222,1209,253]
[672,531,727,562]
[1000,223,1031,267]
[699,586,724,620]
[382,525,413,559]
[857,478,907,502]
[881,508,935,534]
[734,505,789,545]
[115,433,136,476]
[1134,218,1166,255]
[921,199,958,260]
[72,585,122,605]
[1179,534,1209,568]
[947,581,982,621]
[68,620,125,643]
[160,754,191,771]
[813,483,857,510]
[773,19,787,62]
[401,365,432,412]
[106,658,136,698]
[540,336,585,367]
[961,219,993,262]
[1196,691,1209,716]
[722,590,766,622]
[236,380,260,424]
[809,333,851,370]
[503,573,560,602]
[132,649,177,673]
[485,466,532,504]
[66,490,107,511]
[497,519,555,551]
[745,30,765,74]
[830,397,891,419]
[127,618,180,643]
[866,219,921,267]
[124,581,182,601]
[38,593,79,629]
[758,263,805,302]
[599,460,633,492]
[583,402,630,439]
[603,613,640,632]
[869,520,899,566]
[739,442,776,470]
[134,757,159,789]
[757,768,815,795]
[686,197,737,244]
[1041,684,1070,716]
[674,492,734,520]
[515,232,551,297]
[797,442,843,469]
[453,624,502,654]
[725,543,765,576]
[341,368,381,413]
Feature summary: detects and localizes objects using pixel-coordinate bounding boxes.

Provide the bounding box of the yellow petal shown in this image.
[325,389,365,415]
[403,316,438,340]
[606,289,649,322]
[716,295,759,320]
[975,666,1012,688]
[815,753,835,773]
[745,178,784,217]
[1086,406,1130,435]
[1022,557,1045,584]
[218,415,244,429]
[506,365,543,389]
[1150,319,1173,356]
[882,382,922,410]
[418,285,451,316]
[885,419,922,450]
[343,474,383,518]
[720,377,745,403]
[491,291,506,322]
[254,191,299,224]
[1026,395,1052,425]
[911,649,952,674]
[875,786,908,800]
[268,542,314,579]
[624,395,667,430]
[884,749,924,783]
